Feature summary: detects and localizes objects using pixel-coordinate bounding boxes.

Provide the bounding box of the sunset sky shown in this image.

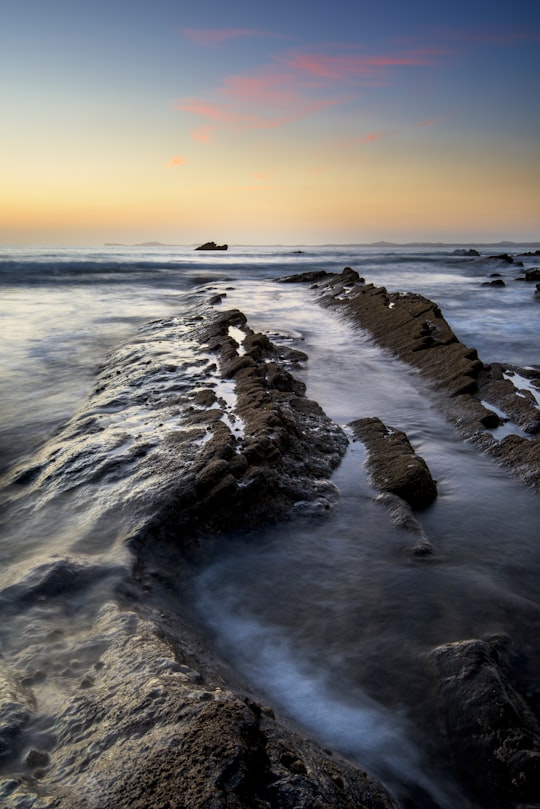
[1,0,539,245]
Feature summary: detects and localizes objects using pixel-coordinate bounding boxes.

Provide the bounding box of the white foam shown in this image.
[503,371,540,407]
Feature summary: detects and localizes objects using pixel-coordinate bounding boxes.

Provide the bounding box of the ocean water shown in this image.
[1,243,539,806]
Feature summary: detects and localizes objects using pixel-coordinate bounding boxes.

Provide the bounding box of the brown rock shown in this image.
[349,417,437,509]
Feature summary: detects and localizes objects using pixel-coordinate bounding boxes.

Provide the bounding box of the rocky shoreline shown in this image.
[2,272,540,809]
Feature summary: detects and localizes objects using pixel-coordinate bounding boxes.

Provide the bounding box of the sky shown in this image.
[1,0,539,245]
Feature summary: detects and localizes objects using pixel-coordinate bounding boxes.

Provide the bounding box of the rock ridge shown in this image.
[280,268,540,493]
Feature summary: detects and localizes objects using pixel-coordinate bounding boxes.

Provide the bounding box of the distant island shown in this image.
[194,241,228,251]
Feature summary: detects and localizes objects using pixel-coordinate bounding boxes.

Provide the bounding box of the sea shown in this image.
[1,243,539,807]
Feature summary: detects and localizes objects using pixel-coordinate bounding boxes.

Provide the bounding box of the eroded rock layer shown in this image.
[281,268,540,493]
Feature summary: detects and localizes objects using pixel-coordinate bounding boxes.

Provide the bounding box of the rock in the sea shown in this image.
[481,278,506,287]
[195,241,228,251]
[349,417,437,509]
[453,248,480,256]
[515,268,540,282]
[427,637,540,809]
[374,492,434,554]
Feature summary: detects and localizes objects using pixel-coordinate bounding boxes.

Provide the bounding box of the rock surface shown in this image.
[426,637,540,809]
[349,417,437,510]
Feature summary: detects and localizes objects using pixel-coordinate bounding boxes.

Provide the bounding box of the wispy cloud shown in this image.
[175,37,450,142]
[283,48,447,80]
[167,155,186,167]
[181,28,285,46]
[176,89,340,142]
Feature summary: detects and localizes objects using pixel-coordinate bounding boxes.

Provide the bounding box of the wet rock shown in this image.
[278,269,331,284]
[427,637,540,808]
[486,253,514,263]
[35,609,398,809]
[0,664,34,761]
[349,417,437,509]
[453,248,480,256]
[481,278,506,287]
[515,268,540,282]
[374,492,434,555]
[25,749,50,769]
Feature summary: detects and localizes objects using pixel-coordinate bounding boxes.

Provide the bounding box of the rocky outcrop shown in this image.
[280,268,540,493]
[349,417,437,510]
[195,241,228,251]
[426,637,540,809]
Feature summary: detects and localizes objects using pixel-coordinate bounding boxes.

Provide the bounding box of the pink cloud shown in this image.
[284,48,447,79]
[176,95,340,134]
[356,131,385,143]
[182,28,281,46]
[220,73,300,106]
[192,125,214,143]
[414,116,443,128]
[167,155,186,167]
[175,39,450,143]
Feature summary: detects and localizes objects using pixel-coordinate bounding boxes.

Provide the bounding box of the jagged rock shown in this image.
[349,417,437,509]
[195,241,228,251]
[453,248,480,256]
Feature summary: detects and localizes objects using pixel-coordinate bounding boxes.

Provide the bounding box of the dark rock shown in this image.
[486,253,514,263]
[535,283,540,299]
[453,248,480,256]
[25,749,50,769]
[427,637,540,808]
[349,417,437,509]
[278,269,330,283]
[523,268,540,282]
[195,241,228,251]
[481,279,506,287]
[375,492,434,554]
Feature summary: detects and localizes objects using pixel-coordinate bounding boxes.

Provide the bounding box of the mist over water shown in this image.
[1,244,539,806]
